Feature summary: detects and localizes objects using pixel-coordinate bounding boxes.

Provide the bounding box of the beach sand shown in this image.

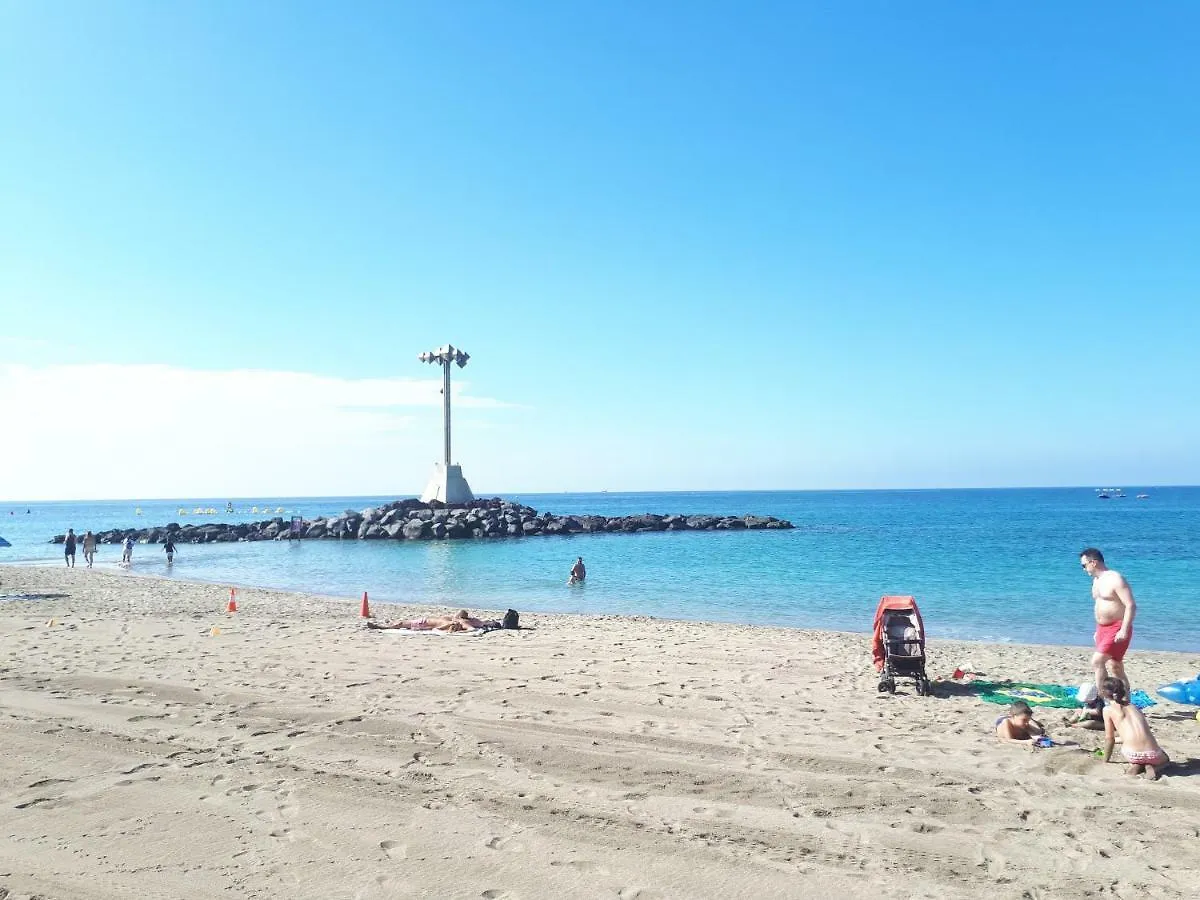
[1,566,1199,899]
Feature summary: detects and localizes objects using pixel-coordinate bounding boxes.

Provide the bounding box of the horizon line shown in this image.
[2,484,1192,505]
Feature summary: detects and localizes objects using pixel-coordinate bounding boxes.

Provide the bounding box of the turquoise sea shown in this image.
[2,488,1197,651]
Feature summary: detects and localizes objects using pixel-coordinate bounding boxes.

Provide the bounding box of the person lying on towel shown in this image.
[367,609,490,632]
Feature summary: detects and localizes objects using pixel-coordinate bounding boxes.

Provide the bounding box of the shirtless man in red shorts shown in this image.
[1080,548,1136,693]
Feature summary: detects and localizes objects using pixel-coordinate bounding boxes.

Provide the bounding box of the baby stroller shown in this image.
[871,595,931,695]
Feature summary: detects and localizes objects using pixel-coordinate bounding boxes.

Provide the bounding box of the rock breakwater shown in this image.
[52,498,793,545]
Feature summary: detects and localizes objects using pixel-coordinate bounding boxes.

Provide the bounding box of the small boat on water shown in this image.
[1137,493,1150,500]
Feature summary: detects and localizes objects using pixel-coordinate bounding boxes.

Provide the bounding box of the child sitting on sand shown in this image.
[995,700,1047,745]
[1101,677,1169,779]
[1065,683,1105,730]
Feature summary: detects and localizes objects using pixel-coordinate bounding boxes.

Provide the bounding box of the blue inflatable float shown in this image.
[1158,676,1200,706]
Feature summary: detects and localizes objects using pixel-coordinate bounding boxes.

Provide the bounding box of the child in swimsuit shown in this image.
[1100,677,1169,779]
[995,700,1047,745]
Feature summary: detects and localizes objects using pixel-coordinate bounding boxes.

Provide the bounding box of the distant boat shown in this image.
[1137,493,1150,500]
[1098,493,1110,500]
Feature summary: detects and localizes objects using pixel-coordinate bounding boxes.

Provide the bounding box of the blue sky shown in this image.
[1,2,1198,499]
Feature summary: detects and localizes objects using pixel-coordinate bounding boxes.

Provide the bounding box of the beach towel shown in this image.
[973,682,1157,709]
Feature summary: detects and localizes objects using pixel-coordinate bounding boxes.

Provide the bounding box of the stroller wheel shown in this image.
[879,677,895,694]
[915,677,927,696]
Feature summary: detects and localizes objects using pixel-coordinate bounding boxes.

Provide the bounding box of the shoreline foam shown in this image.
[2,565,1199,899]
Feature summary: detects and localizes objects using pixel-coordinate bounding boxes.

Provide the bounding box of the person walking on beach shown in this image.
[1081,548,1136,693]
[568,557,586,585]
[164,536,176,565]
[64,528,77,567]
[121,535,134,566]
[82,530,97,568]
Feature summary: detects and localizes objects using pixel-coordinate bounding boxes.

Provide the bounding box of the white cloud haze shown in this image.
[0,363,511,501]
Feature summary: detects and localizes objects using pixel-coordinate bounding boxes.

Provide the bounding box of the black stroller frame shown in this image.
[878,607,931,695]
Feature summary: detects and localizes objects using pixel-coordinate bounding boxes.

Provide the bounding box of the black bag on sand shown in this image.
[502,609,519,629]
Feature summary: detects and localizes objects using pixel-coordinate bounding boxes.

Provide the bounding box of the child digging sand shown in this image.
[995,700,1048,745]
[1101,677,1170,779]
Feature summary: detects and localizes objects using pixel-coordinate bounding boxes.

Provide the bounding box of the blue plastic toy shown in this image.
[1157,675,1200,706]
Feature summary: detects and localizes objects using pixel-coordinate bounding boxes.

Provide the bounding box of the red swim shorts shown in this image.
[1095,621,1132,661]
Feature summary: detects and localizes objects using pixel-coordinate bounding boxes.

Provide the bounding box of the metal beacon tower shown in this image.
[417,344,475,504]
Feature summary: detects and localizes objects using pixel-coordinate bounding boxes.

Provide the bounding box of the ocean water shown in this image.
[2,488,1198,651]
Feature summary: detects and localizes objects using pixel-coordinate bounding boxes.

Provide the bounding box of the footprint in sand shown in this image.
[485,836,526,852]
[15,796,63,810]
[549,860,605,874]
[380,840,407,859]
[618,889,664,900]
[481,891,516,899]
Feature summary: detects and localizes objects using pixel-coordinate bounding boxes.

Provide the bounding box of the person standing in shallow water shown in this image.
[64,528,77,567]
[1081,548,1136,693]
[82,530,97,568]
[568,557,586,585]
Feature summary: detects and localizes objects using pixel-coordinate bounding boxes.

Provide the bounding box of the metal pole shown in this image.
[442,359,452,467]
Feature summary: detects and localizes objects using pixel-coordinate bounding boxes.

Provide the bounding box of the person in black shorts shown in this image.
[64,528,77,567]
[164,536,176,565]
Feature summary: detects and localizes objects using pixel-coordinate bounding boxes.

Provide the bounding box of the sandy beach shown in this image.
[1,565,1199,899]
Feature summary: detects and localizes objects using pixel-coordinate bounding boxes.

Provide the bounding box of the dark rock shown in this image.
[402,519,429,540]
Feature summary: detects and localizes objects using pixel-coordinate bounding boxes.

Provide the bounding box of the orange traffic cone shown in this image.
[227,588,238,614]
[360,591,372,618]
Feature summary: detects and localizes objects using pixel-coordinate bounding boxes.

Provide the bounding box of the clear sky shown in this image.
[1,2,1198,501]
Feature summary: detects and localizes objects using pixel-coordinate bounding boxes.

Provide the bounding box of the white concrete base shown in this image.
[420,464,475,504]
